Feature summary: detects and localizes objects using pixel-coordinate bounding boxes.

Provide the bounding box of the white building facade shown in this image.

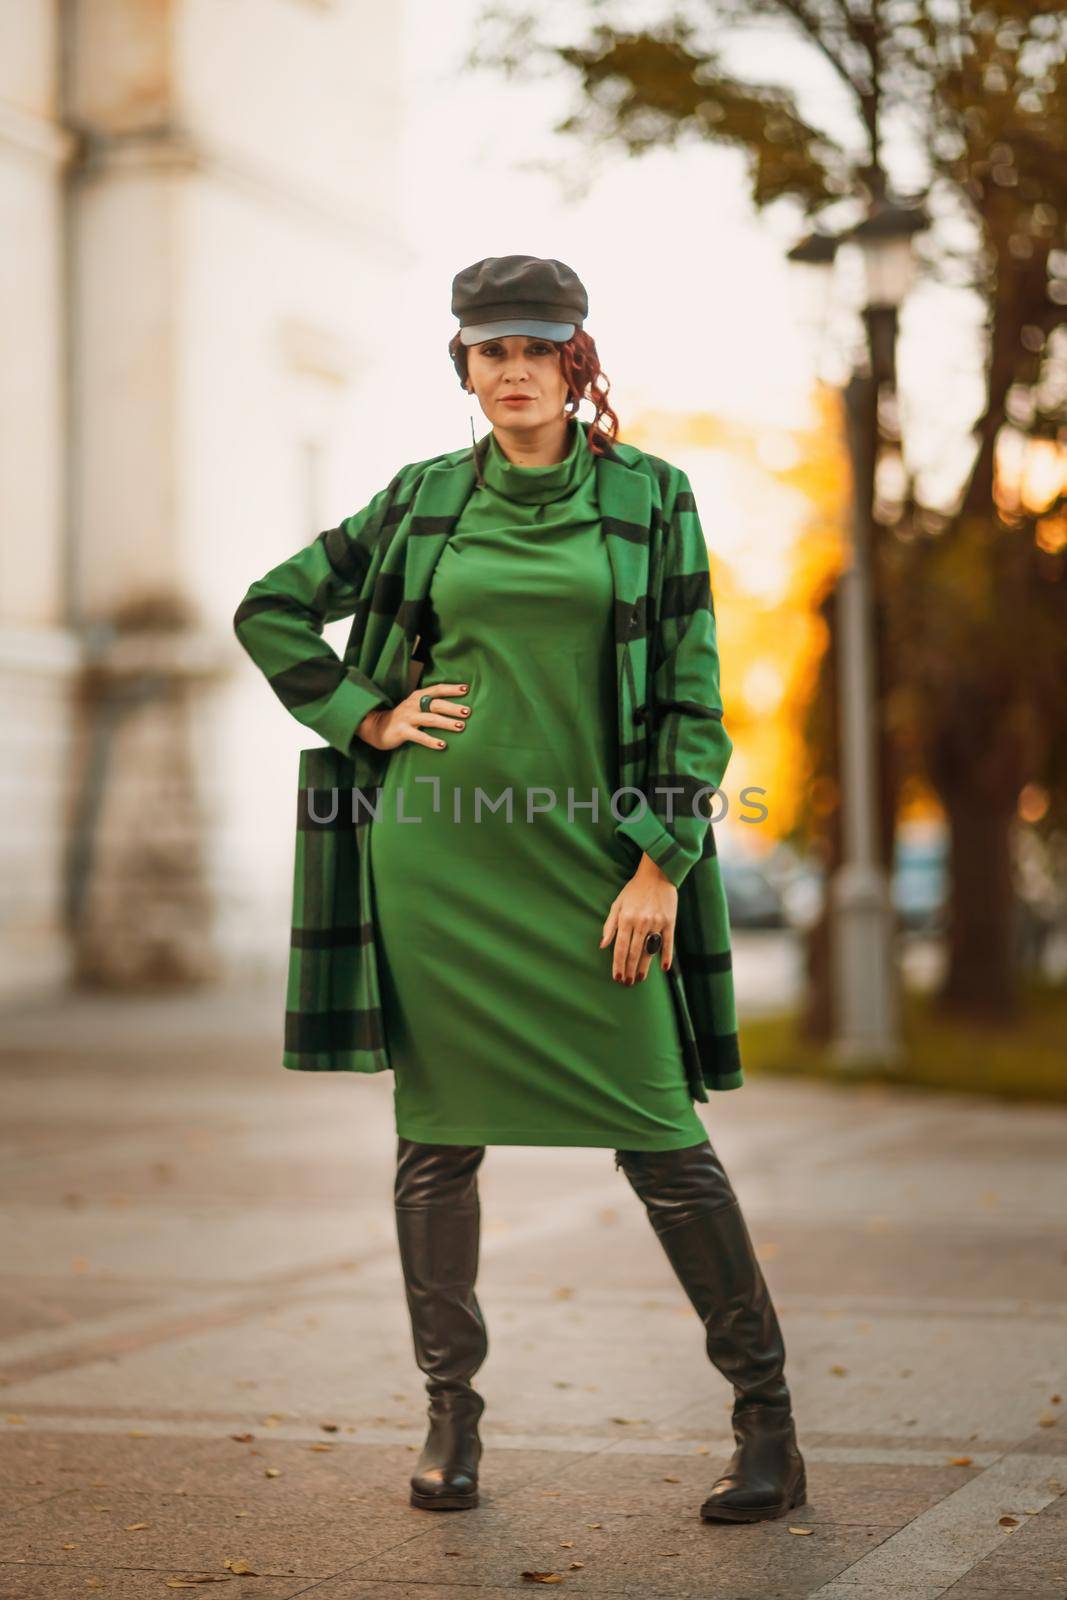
[1,0,407,999]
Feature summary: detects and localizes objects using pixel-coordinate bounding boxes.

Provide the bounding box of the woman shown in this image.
[233,255,804,1524]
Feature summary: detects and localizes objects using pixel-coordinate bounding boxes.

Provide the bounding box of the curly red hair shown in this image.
[448,328,620,455]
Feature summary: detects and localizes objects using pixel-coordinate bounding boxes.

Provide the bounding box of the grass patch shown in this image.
[740,980,1067,1103]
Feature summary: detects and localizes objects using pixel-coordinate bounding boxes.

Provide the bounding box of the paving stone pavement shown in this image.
[0,978,1065,1599]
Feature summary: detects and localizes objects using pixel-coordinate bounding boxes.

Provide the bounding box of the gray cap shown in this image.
[452,254,588,346]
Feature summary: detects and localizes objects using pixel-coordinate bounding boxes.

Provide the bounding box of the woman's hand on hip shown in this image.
[357,682,471,752]
[600,855,677,984]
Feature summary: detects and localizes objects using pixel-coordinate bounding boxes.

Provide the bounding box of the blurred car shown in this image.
[776,861,826,931]
[741,823,1058,975]
[719,857,787,929]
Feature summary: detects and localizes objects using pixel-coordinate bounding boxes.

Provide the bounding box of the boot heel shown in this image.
[790,1473,807,1509]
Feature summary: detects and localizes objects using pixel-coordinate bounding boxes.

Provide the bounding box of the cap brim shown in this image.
[458,318,576,346]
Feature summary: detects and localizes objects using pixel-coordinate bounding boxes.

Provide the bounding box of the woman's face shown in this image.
[465,335,569,431]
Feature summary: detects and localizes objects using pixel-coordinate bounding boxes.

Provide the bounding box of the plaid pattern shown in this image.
[233,433,742,1097]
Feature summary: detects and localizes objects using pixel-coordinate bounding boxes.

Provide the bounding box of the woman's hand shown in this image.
[357,682,471,752]
[600,855,678,984]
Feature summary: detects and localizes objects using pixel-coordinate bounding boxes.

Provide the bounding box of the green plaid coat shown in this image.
[233,432,742,1101]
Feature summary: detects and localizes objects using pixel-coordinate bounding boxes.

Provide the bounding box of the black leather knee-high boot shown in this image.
[615,1139,805,1522]
[395,1136,489,1511]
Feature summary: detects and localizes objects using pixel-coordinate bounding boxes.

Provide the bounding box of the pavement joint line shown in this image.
[806,1449,1067,1598]
[0,1290,262,1367]
[744,1209,1067,1236]
[0,1181,658,1377]
[0,1281,398,1385]
[0,1415,1042,1468]
[6,1273,1062,1374]
[2,1270,1063,1389]
[7,1199,1066,1245]
[0,1408,1038,1457]
[732,1292,1067,1320]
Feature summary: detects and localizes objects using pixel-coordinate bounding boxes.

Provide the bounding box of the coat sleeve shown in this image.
[232,477,400,759]
[613,469,733,888]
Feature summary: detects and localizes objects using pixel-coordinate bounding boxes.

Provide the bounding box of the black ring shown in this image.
[644,931,663,955]
[419,693,434,713]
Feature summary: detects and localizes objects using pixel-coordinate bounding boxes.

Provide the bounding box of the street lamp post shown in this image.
[788,201,927,1067]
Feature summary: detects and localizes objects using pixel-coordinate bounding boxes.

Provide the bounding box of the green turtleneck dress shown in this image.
[368,420,708,1149]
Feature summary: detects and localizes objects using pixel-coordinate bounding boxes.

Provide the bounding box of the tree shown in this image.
[471,0,1067,1021]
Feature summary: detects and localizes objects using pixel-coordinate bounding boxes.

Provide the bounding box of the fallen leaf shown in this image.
[230,1433,254,1444]
[559,1541,574,1548]
[662,1475,681,1483]
[5,1414,25,1425]
[234,1511,252,1518]
[788,1526,814,1536]
[569,1560,584,1569]
[306,1443,334,1452]
[999,1516,1019,1528]
[85,1583,105,1592]
[1038,1416,1058,1428]
[950,1457,973,1466]
[655,1550,680,1556]
[125,1522,151,1531]
[611,1417,647,1425]
[127,1430,149,1438]
[521,1574,563,1585]
[261,1415,284,1428]
[62,1542,80,1548]
[224,1558,258,1574]
[829,1365,848,1377]
[585,1522,603,1528]
[320,1422,339,1432]
[540,1490,561,1497]
[263,1468,281,1479]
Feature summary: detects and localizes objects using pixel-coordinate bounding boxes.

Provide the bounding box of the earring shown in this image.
[466,387,485,488]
